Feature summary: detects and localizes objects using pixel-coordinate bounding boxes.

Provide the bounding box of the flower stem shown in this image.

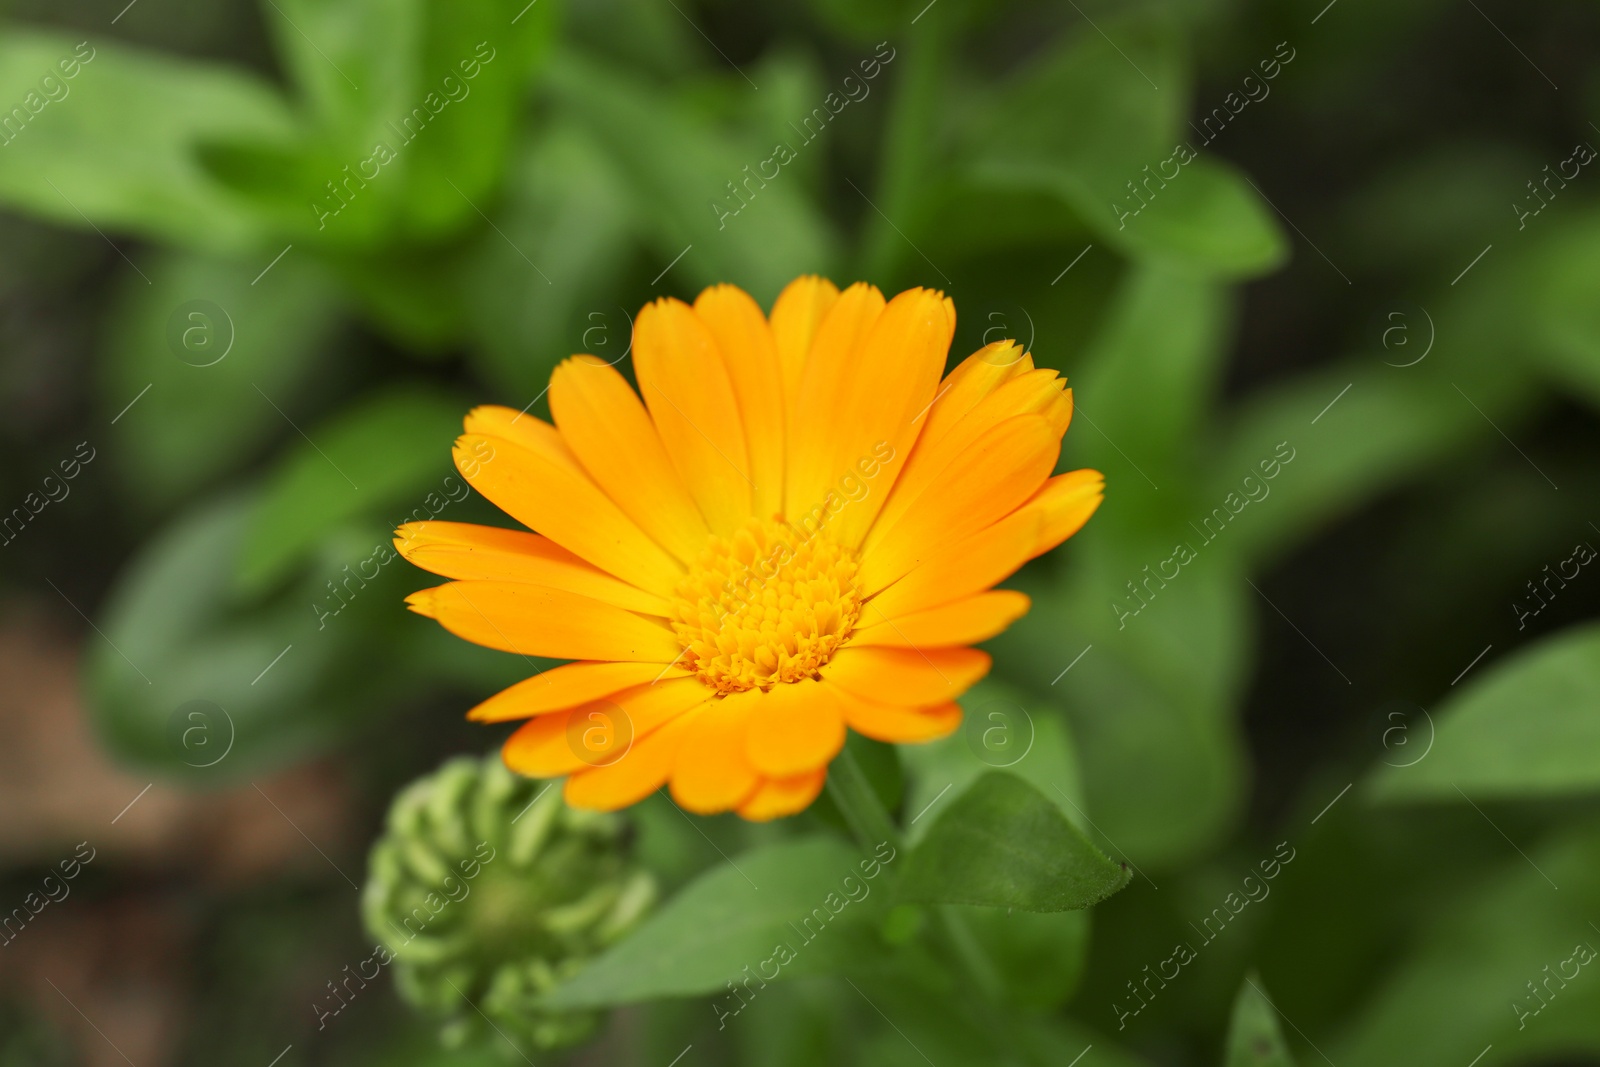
[825,748,1004,1004]
[825,745,901,854]
[936,907,1005,1003]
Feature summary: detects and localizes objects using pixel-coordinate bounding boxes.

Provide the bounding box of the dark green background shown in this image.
[1,0,1598,1064]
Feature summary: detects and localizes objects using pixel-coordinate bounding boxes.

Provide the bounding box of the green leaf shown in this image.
[844,953,1152,1067]
[1226,974,1296,1067]
[543,836,894,1009]
[962,906,1091,1012]
[0,32,292,252]
[1107,158,1287,277]
[964,15,1285,278]
[1369,623,1600,803]
[1209,233,1544,567]
[1329,819,1600,1067]
[1336,143,1535,278]
[210,0,555,249]
[913,180,1093,266]
[726,979,855,1067]
[458,122,638,398]
[991,260,1252,869]
[1526,211,1600,409]
[897,772,1131,912]
[971,17,1184,200]
[331,246,469,349]
[1208,359,1539,567]
[987,551,1249,869]
[84,491,415,781]
[261,0,420,140]
[898,688,1092,1009]
[398,0,557,231]
[546,50,840,301]
[808,0,926,41]
[1070,259,1229,483]
[899,680,1085,844]
[238,386,467,595]
[564,0,702,81]
[100,249,346,510]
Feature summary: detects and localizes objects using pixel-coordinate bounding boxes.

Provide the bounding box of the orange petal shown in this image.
[788,286,955,548]
[467,661,690,723]
[463,404,570,458]
[1027,468,1105,551]
[453,433,683,599]
[918,342,1035,445]
[737,769,827,821]
[395,521,670,616]
[694,285,787,517]
[549,355,709,563]
[633,298,753,532]
[996,369,1072,434]
[867,469,1103,618]
[502,708,590,777]
[865,360,1069,561]
[505,677,711,774]
[669,690,761,813]
[614,677,723,733]
[833,686,963,743]
[743,678,847,777]
[405,581,680,662]
[852,590,1031,648]
[823,645,991,706]
[867,511,1041,620]
[783,282,886,519]
[769,275,840,402]
[563,711,700,811]
[858,415,1060,596]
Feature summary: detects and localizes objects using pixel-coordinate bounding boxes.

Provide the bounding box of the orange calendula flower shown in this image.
[398,277,1103,821]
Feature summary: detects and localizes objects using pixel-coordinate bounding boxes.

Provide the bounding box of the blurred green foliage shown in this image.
[2,0,1599,1064]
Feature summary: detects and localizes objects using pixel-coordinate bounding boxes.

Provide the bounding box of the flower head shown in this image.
[399,277,1102,821]
[362,756,654,1050]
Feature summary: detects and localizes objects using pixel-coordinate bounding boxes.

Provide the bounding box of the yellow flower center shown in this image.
[671,517,862,695]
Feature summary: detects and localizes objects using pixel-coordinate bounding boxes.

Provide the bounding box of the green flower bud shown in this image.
[362,755,656,1052]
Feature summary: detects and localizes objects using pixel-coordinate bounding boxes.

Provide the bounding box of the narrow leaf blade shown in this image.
[1226,974,1297,1067]
[543,836,896,1009]
[1370,622,1600,802]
